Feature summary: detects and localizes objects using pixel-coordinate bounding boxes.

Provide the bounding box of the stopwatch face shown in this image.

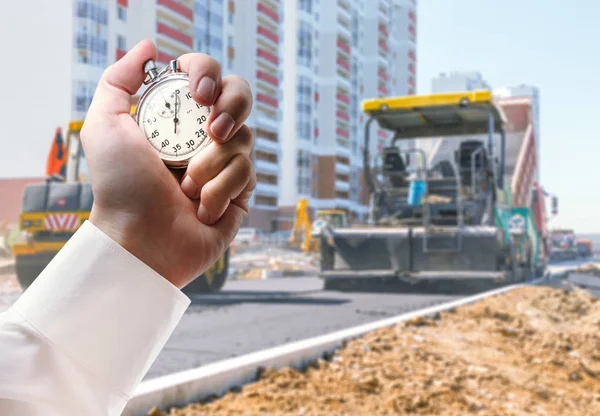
[137,76,212,166]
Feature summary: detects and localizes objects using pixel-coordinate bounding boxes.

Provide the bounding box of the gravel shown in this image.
[153,285,600,416]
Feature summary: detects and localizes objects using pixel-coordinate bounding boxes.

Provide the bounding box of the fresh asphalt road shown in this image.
[146,276,472,380]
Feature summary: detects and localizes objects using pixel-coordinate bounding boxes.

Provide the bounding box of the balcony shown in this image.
[335,180,350,192]
[336,92,350,105]
[157,22,192,48]
[257,25,279,44]
[378,22,389,38]
[256,181,279,197]
[256,70,279,87]
[337,39,351,55]
[255,136,280,154]
[408,9,416,23]
[157,0,193,20]
[336,127,350,139]
[257,48,279,65]
[335,161,350,174]
[378,39,388,53]
[255,159,279,175]
[378,69,388,81]
[257,92,278,108]
[257,2,279,23]
[408,63,416,75]
[336,109,349,122]
[408,25,416,37]
[257,113,279,131]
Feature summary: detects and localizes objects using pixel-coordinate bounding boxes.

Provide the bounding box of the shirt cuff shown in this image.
[12,220,191,398]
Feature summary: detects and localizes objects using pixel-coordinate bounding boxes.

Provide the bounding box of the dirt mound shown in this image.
[154,286,600,416]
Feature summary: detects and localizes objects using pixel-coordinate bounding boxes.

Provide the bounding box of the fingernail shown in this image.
[211,113,235,141]
[197,77,216,102]
[197,204,211,224]
[181,176,199,199]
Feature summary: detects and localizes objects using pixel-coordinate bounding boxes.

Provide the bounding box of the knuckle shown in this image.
[235,153,253,177]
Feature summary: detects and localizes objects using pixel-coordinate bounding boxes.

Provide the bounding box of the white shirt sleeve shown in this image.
[0,220,191,416]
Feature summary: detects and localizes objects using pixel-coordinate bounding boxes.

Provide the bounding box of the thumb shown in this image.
[90,39,157,116]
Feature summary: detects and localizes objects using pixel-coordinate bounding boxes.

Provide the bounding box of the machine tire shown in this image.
[182,248,230,295]
[15,255,50,291]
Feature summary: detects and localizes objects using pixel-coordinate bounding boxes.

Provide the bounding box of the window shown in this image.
[297,21,312,68]
[296,76,312,140]
[117,5,126,21]
[296,150,312,195]
[117,35,126,51]
[299,0,312,13]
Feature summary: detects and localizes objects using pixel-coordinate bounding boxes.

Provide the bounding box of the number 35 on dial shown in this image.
[135,59,212,168]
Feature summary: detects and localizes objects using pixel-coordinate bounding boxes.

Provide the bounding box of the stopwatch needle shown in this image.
[173,100,179,134]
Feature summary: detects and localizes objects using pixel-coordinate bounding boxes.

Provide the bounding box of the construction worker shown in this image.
[0,40,255,416]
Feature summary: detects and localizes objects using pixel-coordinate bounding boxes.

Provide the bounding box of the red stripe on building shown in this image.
[116,49,126,61]
[257,70,279,87]
[378,86,388,95]
[157,50,177,64]
[257,93,278,108]
[408,49,416,61]
[336,127,349,138]
[378,40,388,52]
[378,24,388,37]
[378,70,388,81]
[336,110,349,121]
[336,57,350,71]
[337,40,350,54]
[408,25,416,36]
[408,10,416,22]
[336,93,350,104]
[257,48,279,65]
[157,0,193,19]
[257,3,279,23]
[157,22,192,47]
[408,77,416,87]
[117,0,128,7]
[408,63,416,74]
[257,25,279,43]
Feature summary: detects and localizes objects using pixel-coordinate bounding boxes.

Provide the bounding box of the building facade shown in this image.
[277,0,417,230]
[0,0,415,230]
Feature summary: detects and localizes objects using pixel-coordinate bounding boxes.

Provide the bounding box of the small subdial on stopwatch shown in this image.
[157,89,181,119]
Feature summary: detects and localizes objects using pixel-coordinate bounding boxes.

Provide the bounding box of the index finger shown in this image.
[177,53,223,107]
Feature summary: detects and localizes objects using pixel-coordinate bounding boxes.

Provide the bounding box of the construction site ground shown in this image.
[229,244,318,280]
[153,267,600,416]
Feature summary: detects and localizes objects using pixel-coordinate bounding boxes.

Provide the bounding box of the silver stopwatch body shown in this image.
[135,59,212,169]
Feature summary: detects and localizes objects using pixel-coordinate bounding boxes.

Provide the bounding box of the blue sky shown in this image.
[416,0,599,232]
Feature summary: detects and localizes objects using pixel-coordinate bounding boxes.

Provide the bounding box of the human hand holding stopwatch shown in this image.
[81,40,255,289]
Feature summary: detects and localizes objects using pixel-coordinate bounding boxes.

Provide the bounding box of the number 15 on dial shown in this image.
[135,59,212,169]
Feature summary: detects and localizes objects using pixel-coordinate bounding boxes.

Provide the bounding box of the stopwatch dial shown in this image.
[138,77,212,163]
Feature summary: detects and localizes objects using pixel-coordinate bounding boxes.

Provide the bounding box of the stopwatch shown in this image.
[135,59,212,168]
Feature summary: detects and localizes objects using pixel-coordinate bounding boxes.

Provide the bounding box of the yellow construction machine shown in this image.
[289,198,348,253]
[13,107,230,294]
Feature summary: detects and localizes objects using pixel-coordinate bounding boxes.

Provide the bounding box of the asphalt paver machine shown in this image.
[319,90,540,291]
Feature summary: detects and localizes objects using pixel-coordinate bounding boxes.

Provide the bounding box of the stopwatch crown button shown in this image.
[144,59,158,81]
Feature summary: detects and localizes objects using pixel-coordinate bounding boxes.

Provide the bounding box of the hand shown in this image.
[81,40,255,288]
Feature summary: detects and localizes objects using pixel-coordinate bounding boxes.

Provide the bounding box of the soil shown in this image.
[152,285,600,416]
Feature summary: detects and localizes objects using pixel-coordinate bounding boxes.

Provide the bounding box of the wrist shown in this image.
[88,207,175,286]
